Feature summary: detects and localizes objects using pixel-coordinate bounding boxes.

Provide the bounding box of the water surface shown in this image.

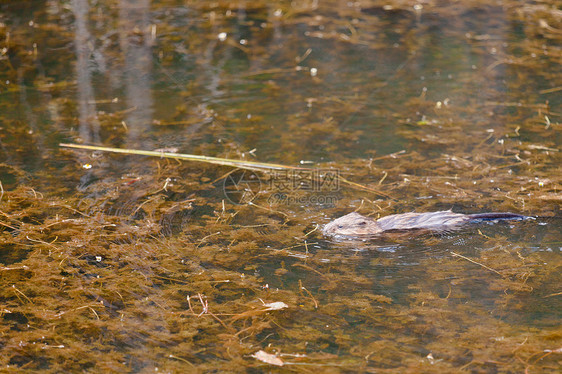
[0,1,560,372]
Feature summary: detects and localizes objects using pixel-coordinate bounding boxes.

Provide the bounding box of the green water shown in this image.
[0,1,560,372]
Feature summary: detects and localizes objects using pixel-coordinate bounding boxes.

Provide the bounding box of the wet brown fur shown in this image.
[323,210,524,238]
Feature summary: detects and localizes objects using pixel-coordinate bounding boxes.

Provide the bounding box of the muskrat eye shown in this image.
[358,221,367,225]
[337,225,344,229]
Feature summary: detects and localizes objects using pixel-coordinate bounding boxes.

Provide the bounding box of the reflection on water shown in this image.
[0,0,560,372]
[118,0,154,145]
[71,0,100,144]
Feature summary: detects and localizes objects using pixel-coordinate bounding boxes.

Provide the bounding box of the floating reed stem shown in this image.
[59,143,391,198]
[59,143,308,171]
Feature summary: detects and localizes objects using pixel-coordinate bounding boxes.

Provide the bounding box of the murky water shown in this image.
[1,1,560,372]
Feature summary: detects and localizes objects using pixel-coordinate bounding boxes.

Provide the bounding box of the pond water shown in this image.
[1,1,561,372]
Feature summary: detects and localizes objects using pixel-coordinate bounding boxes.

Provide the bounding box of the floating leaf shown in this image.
[263,301,289,310]
[251,350,284,366]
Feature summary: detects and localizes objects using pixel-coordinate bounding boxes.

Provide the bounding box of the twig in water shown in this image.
[451,252,503,276]
[60,143,391,196]
[60,143,310,172]
[0,221,17,230]
[12,285,33,304]
[304,224,318,237]
[299,280,319,308]
[196,232,221,248]
[197,293,208,317]
[1,266,29,271]
[168,355,195,367]
[187,293,230,330]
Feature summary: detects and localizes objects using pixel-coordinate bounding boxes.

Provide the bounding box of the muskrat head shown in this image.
[322,212,383,237]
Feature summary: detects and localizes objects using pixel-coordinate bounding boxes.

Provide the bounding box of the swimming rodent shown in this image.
[323,210,528,238]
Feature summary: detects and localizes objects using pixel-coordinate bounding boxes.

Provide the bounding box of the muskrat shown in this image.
[323,210,528,238]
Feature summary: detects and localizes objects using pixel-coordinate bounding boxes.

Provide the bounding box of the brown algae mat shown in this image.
[1,0,561,372]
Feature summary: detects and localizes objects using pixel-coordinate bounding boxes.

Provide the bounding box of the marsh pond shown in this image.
[0,1,561,372]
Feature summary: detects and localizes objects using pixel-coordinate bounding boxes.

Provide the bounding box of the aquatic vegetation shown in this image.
[0,0,560,372]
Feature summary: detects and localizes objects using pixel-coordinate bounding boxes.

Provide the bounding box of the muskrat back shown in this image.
[323,210,527,238]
